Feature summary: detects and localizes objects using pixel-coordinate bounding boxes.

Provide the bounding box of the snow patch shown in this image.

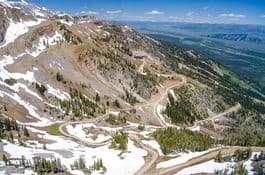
[1,18,44,48]
[58,19,74,26]
[175,159,236,175]
[66,124,111,144]
[157,148,219,168]
[26,31,64,57]
[244,152,259,175]
[46,84,70,100]
[4,126,147,175]
[142,140,164,156]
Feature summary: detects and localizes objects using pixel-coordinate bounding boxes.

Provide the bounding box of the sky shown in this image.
[23,0,265,25]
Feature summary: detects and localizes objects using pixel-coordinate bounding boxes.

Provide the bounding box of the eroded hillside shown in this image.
[0,1,265,175]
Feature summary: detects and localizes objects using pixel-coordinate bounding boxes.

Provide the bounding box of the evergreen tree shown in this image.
[9,132,13,142]
[21,155,25,167]
[215,151,223,162]
[2,154,8,166]
[95,93,100,102]
[23,127,30,137]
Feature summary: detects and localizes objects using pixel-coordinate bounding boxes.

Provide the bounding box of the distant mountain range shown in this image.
[204,33,264,44]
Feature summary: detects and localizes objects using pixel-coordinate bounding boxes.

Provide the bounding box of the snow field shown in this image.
[3,126,148,175]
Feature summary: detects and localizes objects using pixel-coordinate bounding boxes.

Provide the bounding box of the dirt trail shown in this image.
[58,73,186,174]
[57,73,247,175]
[155,146,265,175]
[58,113,111,147]
[189,103,241,131]
[130,134,159,175]
[153,75,186,127]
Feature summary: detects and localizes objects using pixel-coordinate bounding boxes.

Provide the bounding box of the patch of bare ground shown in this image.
[28,127,55,144]
[1,100,38,123]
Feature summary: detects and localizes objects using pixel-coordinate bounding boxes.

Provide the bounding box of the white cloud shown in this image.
[185,11,195,17]
[80,10,99,15]
[106,10,122,14]
[219,13,246,18]
[261,14,265,18]
[145,10,164,15]
[203,6,209,10]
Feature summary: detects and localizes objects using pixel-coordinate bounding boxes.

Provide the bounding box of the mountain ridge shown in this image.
[0,1,265,175]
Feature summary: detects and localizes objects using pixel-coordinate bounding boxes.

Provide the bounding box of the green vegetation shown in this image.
[47,123,61,135]
[4,78,17,86]
[113,99,121,108]
[137,125,145,131]
[215,164,248,175]
[23,127,29,137]
[95,93,100,103]
[253,151,264,161]
[2,154,8,166]
[233,164,248,175]
[110,131,128,150]
[60,25,82,45]
[106,114,126,126]
[97,47,157,99]
[234,149,252,162]
[122,90,138,105]
[56,71,64,82]
[91,159,105,171]
[33,156,65,174]
[215,149,252,163]
[71,156,87,171]
[157,40,265,114]
[0,118,29,142]
[165,93,198,125]
[223,110,265,147]
[35,83,46,95]
[253,152,265,175]
[154,127,216,154]
[60,88,98,118]
[133,73,158,98]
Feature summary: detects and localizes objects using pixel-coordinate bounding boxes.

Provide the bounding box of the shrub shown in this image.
[4,78,17,86]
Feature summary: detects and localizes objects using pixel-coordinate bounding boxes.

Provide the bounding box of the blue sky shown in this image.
[25,0,265,24]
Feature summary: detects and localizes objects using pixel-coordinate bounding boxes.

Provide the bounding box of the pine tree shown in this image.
[2,154,8,166]
[9,132,13,142]
[215,151,223,162]
[21,155,25,167]
[23,127,30,137]
[95,93,100,103]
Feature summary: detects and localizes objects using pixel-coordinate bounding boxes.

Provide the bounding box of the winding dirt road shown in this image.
[58,113,112,147]
[57,73,249,175]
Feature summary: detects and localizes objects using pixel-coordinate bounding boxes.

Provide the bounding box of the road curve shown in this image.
[130,133,159,175]
[58,114,112,147]
[155,146,265,175]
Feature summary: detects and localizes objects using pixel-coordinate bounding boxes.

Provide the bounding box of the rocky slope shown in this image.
[0,1,265,175]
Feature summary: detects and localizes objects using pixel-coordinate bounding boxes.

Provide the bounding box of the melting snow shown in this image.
[157,148,220,168]
[46,84,70,100]
[0,90,52,127]
[58,19,74,26]
[66,124,111,143]
[243,152,259,175]
[26,31,64,57]
[142,140,164,156]
[1,18,44,48]
[175,159,236,175]
[3,126,147,175]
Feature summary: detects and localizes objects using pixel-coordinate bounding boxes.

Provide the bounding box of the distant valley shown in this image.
[119,21,265,93]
